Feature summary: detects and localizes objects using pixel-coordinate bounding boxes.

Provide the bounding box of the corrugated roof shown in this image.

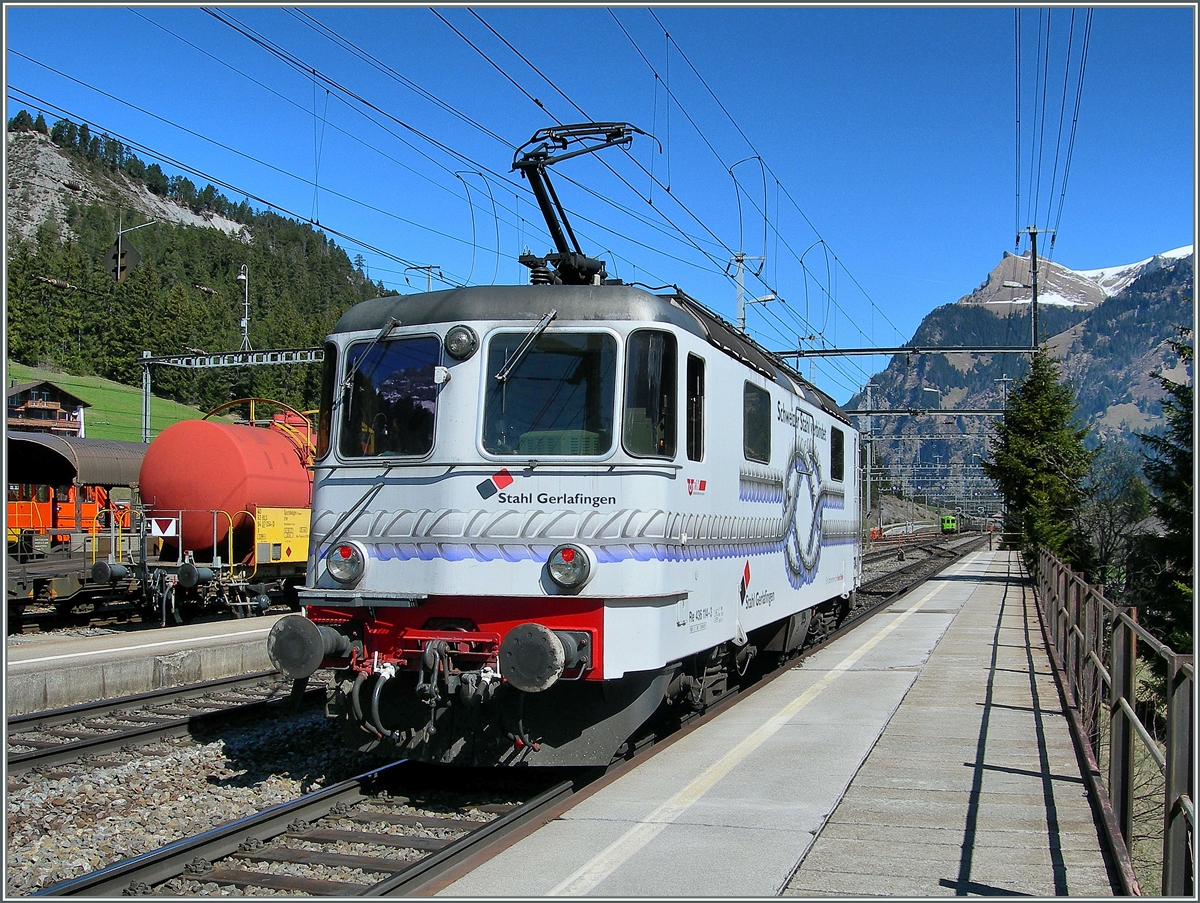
[6,430,146,486]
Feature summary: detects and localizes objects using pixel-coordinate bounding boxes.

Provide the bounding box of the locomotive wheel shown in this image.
[807,608,838,648]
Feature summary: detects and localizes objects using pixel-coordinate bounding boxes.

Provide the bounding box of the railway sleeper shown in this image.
[293,827,453,851]
[233,846,408,873]
[188,864,370,896]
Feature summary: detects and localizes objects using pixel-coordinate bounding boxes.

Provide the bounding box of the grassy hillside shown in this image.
[6,361,216,442]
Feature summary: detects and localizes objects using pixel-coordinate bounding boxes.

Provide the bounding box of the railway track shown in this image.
[7,671,322,775]
[14,533,989,896]
[35,763,576,897]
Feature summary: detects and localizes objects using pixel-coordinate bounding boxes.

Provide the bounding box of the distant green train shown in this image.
[941,515,958,534]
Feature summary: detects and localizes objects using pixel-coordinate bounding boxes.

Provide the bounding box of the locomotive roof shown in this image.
[334,284,851,425]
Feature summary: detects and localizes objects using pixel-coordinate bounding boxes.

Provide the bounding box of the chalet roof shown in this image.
[6,379,92,408]
[7,430,146,487]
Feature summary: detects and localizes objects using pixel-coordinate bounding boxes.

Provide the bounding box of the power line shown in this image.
[1051,9,1092,246]
[7,88,455,286]
[437,9,742,281]
[212,6,705,289]
[626,10,907,351]
[8,54,484,274]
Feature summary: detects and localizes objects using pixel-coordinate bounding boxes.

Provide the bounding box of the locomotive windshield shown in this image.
[339,335,440,458]
[483,332,616,456]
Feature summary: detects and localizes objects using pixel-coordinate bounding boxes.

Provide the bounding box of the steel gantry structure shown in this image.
[139,347,324,442]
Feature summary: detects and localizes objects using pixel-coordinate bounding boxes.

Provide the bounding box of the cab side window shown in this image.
[686,354,705,462]
[624,330,677,458]
[743,382,771,464]
[830,426,845,481]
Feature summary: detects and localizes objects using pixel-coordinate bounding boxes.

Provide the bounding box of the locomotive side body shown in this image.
[276,284,860,766]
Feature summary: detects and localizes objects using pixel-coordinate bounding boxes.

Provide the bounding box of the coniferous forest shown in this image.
[6,110,399,414]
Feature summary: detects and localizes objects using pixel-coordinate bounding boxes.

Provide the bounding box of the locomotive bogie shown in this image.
[282,283,862,765]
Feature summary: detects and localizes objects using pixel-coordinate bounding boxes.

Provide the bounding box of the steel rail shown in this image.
[8,673,320,774]
[360,779,576,896]
[34,763,406,897]
[8,670,282,730]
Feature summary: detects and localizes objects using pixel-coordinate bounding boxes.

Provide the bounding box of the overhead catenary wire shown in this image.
[7,88,463,288]
[439,8,746,284]
[1013,8,1091,261]
[1014,7,1022,248]
[128,8,507,233]
[208,6,698,288]
[1050,9,1092,249]
[22,3,916,390]
[626,10,907,355]
[208,1,874,350]
[9,50,492,278]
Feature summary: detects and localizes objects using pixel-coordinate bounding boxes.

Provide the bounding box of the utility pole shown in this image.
[1018,226,1054,347]
[864,381,876,536]
[995,375,1013,406]
[404,264,442,293]
[236,265,252,352]
[727,252,772,331]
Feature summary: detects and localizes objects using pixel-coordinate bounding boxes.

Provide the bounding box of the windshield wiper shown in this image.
[495,309,557,383]
[340,316,401,396]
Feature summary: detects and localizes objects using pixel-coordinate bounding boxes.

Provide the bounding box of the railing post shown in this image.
[1057,563,1069,661]
[1162,653,1194,896]
[1109,606,1137,846]
[1067,575,1080,695]
[1082,585,1099,746]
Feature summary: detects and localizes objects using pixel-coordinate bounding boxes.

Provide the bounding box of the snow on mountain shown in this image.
[1075,244,1194,296]
[958,244,1194,312]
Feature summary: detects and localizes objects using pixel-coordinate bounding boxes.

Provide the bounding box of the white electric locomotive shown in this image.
[266,124,862,766]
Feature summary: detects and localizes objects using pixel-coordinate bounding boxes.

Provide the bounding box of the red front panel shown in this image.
[308,595,606,679]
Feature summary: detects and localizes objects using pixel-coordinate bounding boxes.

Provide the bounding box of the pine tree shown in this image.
[7,109,35,131]
[1131,327,1194,653]
[1077,442,1151,595]
[982,349,1095,564]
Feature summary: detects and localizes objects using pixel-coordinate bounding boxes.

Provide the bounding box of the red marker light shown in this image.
[338,545,352,559]
[547,543,591,589]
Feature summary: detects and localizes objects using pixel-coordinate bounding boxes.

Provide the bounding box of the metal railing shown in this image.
[1034,548,1194,896]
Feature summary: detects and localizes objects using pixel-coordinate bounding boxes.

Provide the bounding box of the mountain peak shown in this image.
[960,244,1193,313]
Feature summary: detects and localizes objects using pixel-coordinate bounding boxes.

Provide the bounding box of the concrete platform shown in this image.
[5,613,285,715]
[438,550,1116,897]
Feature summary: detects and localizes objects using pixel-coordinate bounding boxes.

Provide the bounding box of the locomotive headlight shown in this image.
[444,324,479,361]
[546,543,594,589]
[326,541,367,585]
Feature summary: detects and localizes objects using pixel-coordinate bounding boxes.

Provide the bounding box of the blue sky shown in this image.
[5,5,1195,403]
